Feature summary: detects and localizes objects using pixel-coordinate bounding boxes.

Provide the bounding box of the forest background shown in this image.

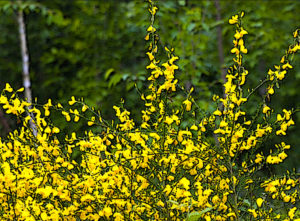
[0,0,299,174]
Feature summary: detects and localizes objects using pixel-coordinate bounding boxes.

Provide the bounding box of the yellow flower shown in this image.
[113,213,124,221]
[82,104,88,112]
[44,126,51,134]
[5,83,13,92]
[62,111,71,121]
[52,127,60,134]
[278,151,287,160]
[256,198,264,207]
[190,124,198,130]
[214,128,225,134]
[17,87,24,92]
[146,62,157,69]
[229,15,238,24]
[234,28,248,39]
[283,109,291,120]
[167,175,174,181]
[268,69,275,80]
[88,116,95,126]
[179,177,190,190]
[163,185,172,195]
[213,109,222,116]
[149,6,158,15]
[288,207,297,219]
[157,200,164,207]
[169,56,179,64]
[293,30,298,38]
[147,25,156,32]
[266,155,282,164]
[219,120,228,127]
[283,195,291,202]
[73,109,80,122]
[276,114,284,122]
[36,186,53,199]
[219,178,229,190]
[282,62,293,69]
[68,96,76,105]
[275,70,286,80]
[267,86,274,95]
[146,52,154,61]
[248,209,258,218]
[240,45,248,54]
[80,194,95,202]
[255,153,263,164]
[231,47,239,54]
[41,212,48,220]
[263,105,271,114]
[183,99,192,111]
[282,142,290,150]
[103,206,112,218]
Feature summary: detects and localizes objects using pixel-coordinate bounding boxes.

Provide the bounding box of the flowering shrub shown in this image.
[0,1,299,220]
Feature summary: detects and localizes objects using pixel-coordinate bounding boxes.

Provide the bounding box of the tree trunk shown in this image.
[0,109,11,134]
[214,0,226,86]
[17,3,37,136]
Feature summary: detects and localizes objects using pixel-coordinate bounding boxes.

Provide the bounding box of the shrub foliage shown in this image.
[0,1,299,220]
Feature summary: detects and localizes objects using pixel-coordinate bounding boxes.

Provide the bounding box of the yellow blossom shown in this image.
[183,99,192,111]
[179,177,190,190]
[144,33,150,40]
[69,96,76,105]
[147,25,156,32]
[82,104,88,112]
[256,198,263,207]
[5,83,13,92]
[288,207,297,219]
[263,105,271,114]
[275,70,286,80]
[146,52,154,61]
[248,209,258,218]
[213,109,222,116]
[229,15,238,24]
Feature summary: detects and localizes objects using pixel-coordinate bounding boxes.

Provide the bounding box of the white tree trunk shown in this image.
[17,6,37,136]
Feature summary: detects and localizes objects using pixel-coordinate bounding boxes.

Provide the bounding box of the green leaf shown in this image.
[29,4,36,11]
[108,73,123,88]
[187,23,196,32]
[202,23,209,32]
[243,199,251,207]
[104,68,115,80]
[178,0,186,6]
[126,81,135,91]
[2,3,11,12]
[210,20,224,28]
[167,200,179,205]
[186,207,213,221]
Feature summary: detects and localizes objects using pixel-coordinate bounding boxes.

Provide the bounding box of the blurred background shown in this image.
[0,0,299,173]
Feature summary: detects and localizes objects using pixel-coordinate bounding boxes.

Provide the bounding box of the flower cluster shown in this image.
[0,2,299,221]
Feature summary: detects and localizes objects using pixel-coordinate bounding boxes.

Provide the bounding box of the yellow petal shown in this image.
[256,198,264,207]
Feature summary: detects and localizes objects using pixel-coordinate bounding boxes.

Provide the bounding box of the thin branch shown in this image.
[246,78,268,100]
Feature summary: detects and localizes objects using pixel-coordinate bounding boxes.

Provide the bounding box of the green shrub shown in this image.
[0,1,299,220]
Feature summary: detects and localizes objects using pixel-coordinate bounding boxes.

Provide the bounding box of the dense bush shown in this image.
[0,1,299,220]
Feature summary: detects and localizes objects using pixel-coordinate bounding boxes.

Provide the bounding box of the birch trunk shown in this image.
[17,4,37,136]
